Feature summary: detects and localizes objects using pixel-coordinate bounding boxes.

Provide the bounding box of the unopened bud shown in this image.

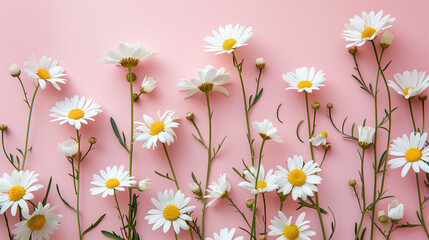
[126,72,137,82]
[311,101,321,110]
[348,47,358,54]
[277,191,287,201]
[349,179,357,187]
[188,182,201,196]
[0,124,8,131]
[378,210,387,224]
[380,31,394,49]
[322,142,331,151]
[132,93,139,102]
[326,103,334,109]
[255,57,265,70]
[88,137,97,144]
[9,63,20,77]
[185,112,194,120]
[246,198,255,209]
[259,236,267,240]
[137,178,151,191]
[418,94,427,102]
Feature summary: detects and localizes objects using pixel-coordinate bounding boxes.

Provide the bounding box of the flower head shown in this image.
[9,63,20,77]
[282,67,325,93]
[380,31,394,49]
[388,70,429,100]
[388,200,404,221]
[268,211,316,240]
[99,41,157,68]
[134,110,180,150]
[238,165,279,194]
[0,170,44,216]
[255,57,265,70]
[205,174,231,207]
[388,132,429,177]
[145,189,196,234]
[12,202,62,240]
[90,165,136,198]
[140,76,157,94]
[342,10,395,48]
[138,178,151,192]
[24,55,67,90]
[204,24,253,55]
[50,95,102,130]
[57,139,78,158]
[207,228,244,240]
[252,119,283,142]
[276,155,322,201]
[309,131,328,146]
[178,65,232,98]
[358,125,375,149]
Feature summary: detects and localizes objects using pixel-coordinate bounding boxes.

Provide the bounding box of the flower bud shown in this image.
[88,137,97,144]
[57,139,79,159]
[378,210,387,224]
[9,63,20,77]
[380,31,394,49]
[388,200,404,221]
[132,93,139,102]
[137,178,151,191]
[185,112,194,120]
[322,142,331,151]
[277,191,288,201]
[358,125,375,149]
[259,236,267,240]
[326,103,333,109]
[311,101,320,110]
[349,179,357,186]
[246,198,255,209]
[188,182,201,196]
[126,72,137,82]
[140,76,157,94]
[418,94,427,102]
[255,57,265,70]
[0,124,8,131]
[348,47,358,54]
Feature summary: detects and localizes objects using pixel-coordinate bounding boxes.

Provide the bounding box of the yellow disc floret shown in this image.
[256,181,267,190]
[163,205,180,221]
[288,169,306,186]
[37,68,50,80]
[403,87,414,96]
[361,27,376,39]
[8,186,25,201]
[222,38,237,51]
[27,214,46,231]
[405,148,422,162]
[105,178,120,189]
[297,80,313,89]
[320,131,328,138]
[68,109,85,120]
[150,121,165,136]
[282,224,299,240]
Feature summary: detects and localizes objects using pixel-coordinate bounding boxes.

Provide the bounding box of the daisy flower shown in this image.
[57,138,79,158]
[145,189,196,234]
[388,200,404,221]
[252,119,283,142]
[178,65,232,98]
[268,211,316,240]
[140,76,157,94]
[358,125,375,149]
[388,132,429,177]
[238,165,279,194]
[282,67,325,93]
[309,131,328,146]
[12,202,63,240]
[99,41,157,68]
[9,63,20,77]
[23,55,67,90]
[207,228,244,240]
[276,155,322,201]
[137,178,152,192]
[205,174,231,207]
[134,110,180,150]
[89,165,136,198]
[204,24,254,55]
[342,10,395,48]
[50,95,102,130]
[388,70,429,100]
[0,170,43,216]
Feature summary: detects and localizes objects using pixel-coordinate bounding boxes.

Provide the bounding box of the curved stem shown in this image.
[416,173,429,238]
[3,213,13,240]
[21,83,40,170]
[262,193,267,236]
[114,191,128,239]
[226,195,251,228]
[16,76,30,108]
[408,99,417,132]
[162,143,180,190]
[386,221,395,240]
[75,130,82,240]
[127,67,135,239]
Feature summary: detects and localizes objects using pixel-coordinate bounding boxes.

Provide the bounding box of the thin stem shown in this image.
[21,83,40,170]
[416,173,429,238]
[114,191,128,239]
[386,221,395,240]
[279,200,284,211]
[262,193,267,236]
[304,92,315,160]
[2,131,18,170]
[70,157,77,194]
[355,212,366,240]
[226,195,251,228]
[422,100,426,132]
[16,76,30,108]
[162,143,180,190]
[3,213,13,240]
[353,53,367,86]
[127,67,135,240]
[361,149,367,209]
[175,233,179,240]
[311,109,317,136]
[191,120,206,148]
[408,99,417,132]
[75,130,82,240]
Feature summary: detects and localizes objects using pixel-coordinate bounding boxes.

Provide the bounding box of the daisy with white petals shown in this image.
[13,202,63,240]
[388,70,429,100]
[0,170,44,216]
[358,125,375,148]
[178,65,232,98]
[204,24,254,55]
[282,67,325,93]
[268,211,316,240]
[145,189,196,234]
[134,110,180,150]
[50,95,102,130]
[90,165,136,198]
[24,55,67,90]
[140,76,157,94]
[238,165,279,194]
[276,155,322,201]
[99,41,157,68]
[342,10,395,48]
[57,138,79,158]
[205,174,231,207]
[388,200,404,221]
[252,119,283,142]
[207,228,244,240]
[388,132,429,177]
[309,131,328,146]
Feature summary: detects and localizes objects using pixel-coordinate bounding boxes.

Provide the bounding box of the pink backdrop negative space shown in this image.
[1,0,429,239]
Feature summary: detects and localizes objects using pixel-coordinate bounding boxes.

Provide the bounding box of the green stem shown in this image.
[226,195,251,228]
[416,173,429,238]
[1,131,18,170]
[191,119,206,148]
[175,233,179,240]
[279,200,284,211]
[3,213,13,240]
[262,193,267,236]
[21,83,40,170]
[386,221,395,240]
[355,212,366,240]
[422,100,426,132]
[162,143,180,190]
[361,149,367,210]
[114,191,128,239]
[127,67,135,240]
[75,130,82,240]
[408,99,417,132]
[16,76,30,108]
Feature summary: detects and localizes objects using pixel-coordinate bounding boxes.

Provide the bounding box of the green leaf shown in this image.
[101,230,125,240]
[110,117,129,152]
[56,184,76,211]
[296,120,304,143]
[82,214,106,236]
[277,103,283,124]
[42,177,52,205]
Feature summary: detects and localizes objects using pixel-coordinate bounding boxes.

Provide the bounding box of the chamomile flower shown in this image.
[57,139,79,158]
[12,202,62,240]
[23,55,67,90]
[0,170,44,216]
[252,119,283,142]
[145,189,196,234]
[276,155,322,201]
[178,65,232,98]
[50,95,102,130]
[388,70,429,100]
[268,211,316,240]
[282,67,325,93]
[238,165,279,194]
[388,200,404,221]
[205,174,231,207]
[89,165,136,198]
[204,24,253,55]
[342,10,395,48]
[207,228,244,240]
[358,125,375,149]
[99,41,157,68]
[140,76,157,94]
[134,110,180,150]
[388,132,429,177]
[309,131,328,146]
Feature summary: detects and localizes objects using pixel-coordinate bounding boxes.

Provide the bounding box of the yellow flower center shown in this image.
[405,148,422,162]
[282,224,299,240]
[288,169,306,186]
[256,181,267,190]
[150,121,165,136]
[297,80,313,89]
[27,214,46,231]
[105,178,120,189]
[222,38,237,51]
[320,131,328,138]
[8,186,25,201]
[119,57,140,68]
[198,82,214,93]
[36,68,50,80]
[163,205,180,221]
[361,27,376,39]
[403,87,414,95]
[68,109,85,120]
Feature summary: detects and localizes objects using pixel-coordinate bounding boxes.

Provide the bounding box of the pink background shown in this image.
[1,0,429,239]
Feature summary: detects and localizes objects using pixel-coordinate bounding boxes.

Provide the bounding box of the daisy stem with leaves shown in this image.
[355,148,367,240]
[250,138,266,239]
[127,66,136,239]
[75,129,83,240]
[162,143,180,190]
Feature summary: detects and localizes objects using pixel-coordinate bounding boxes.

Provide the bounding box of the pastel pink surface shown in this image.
[1,0,429,239]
